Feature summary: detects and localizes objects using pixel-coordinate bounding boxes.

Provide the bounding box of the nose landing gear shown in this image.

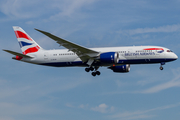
[160,66,163,70]
[160,62,165,70]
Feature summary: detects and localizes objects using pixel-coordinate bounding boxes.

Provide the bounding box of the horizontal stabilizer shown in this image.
[3,49,33,58]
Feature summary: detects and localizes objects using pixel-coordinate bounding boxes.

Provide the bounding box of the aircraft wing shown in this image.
[35,29,100,63]
[3,49,33,58]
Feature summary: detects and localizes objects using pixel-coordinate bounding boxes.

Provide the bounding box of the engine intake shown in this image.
[109,64,130,73]
[100,52,119,64]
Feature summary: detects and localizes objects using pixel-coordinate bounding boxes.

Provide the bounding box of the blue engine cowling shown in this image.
[109,64,130,73]
[100,52,119,64]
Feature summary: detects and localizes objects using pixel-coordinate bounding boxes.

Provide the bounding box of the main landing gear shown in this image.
[85,66,101,76]
[92,71,100,76]
[160,62,165,70]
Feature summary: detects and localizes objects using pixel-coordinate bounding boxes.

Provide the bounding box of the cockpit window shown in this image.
[167,50,173,52]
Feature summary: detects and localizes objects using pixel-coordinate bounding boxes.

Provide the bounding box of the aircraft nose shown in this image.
[174,53,178,60]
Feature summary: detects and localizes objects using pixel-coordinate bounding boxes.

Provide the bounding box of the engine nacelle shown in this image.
[109,64,130,73]
[100,52,119,64]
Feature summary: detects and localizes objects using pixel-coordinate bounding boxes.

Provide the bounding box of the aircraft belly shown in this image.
[39,61,86,67]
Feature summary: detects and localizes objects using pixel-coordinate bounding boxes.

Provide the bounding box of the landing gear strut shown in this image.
[85,66,100,76]
[160,62,165,70]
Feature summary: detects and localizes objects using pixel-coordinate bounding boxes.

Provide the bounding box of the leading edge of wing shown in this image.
[35,28,99,62]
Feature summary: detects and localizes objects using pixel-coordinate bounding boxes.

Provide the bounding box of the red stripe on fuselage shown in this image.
[143,48,164,50]
[14,31,32,41]
[23,46,40,55]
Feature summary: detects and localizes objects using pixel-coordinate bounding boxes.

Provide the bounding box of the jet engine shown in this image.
[100,52,119,64]
[109,64,130,73]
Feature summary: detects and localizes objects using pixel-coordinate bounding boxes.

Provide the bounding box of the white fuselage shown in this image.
[20,46,178,67]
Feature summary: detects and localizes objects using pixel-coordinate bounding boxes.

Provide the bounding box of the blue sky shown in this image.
[1,0,180,120]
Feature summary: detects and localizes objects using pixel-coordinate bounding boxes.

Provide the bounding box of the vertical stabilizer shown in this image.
[13,26,43,55]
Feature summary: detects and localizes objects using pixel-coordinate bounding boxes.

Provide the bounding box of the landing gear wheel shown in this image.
[160,66,163,70]
[92,72,96,76]
[90,67,94,71]
[96,71,101,75]
[85,68,90,72]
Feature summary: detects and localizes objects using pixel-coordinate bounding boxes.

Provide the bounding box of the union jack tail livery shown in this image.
[13,26,42,55]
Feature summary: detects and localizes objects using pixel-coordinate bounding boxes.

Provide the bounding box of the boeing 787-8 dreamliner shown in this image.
[3,26,178,76]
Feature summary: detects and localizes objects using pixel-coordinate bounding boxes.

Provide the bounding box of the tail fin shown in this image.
[13,26,43,55]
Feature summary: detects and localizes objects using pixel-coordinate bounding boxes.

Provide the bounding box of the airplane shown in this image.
[3,26,178,76]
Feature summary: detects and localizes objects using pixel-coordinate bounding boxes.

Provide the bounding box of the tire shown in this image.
[92,72,96,76]
[90,67,94,71]
[85,68,90,72]
[96,71,101,75]
[160,66,163,70]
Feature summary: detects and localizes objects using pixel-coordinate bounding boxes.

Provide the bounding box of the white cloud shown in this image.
[115,80,128,87]
[0,102,60,117]
[0,0,42,19]
[110,102,180,120]
[91,103,108,113]
[0,73,91,101]
[0,84,30,99]
[0,0,98,23]
[141,73,180,94]
[61,0,96,16]
[66,103,74,108]
[118,24,180,35]
[73,103,115,113]
[91,103,114,113]
[49,0,97,20]
[26,21,34,25]
[0,74,90,119]
[104,67,180,95]
[78,104,89,109]
[126,115,155,120]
